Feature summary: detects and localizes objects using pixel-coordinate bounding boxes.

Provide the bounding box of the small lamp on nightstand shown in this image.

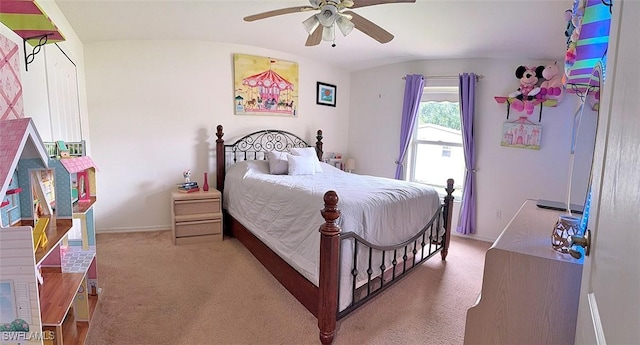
[345,158,356,173]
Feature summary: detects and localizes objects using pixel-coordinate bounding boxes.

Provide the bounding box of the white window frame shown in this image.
[441,146,452,157]
[407,85,464,198]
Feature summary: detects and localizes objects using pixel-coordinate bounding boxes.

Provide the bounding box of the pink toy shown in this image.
[511,98,538,115]
[508,65,545,100]
[509,65,545,115]
[539,62,565,102]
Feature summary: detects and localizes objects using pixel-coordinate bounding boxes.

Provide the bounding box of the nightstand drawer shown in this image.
[174,198,220,216]
[175,218,222,237]
[171,190,223,244]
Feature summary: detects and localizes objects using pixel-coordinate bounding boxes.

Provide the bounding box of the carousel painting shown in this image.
[234,54,298,117]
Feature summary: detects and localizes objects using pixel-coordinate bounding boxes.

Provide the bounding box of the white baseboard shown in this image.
[97,226,170,234]
[451,231,496,244]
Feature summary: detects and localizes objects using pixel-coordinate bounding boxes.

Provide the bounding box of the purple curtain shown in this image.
[395,74,425,179]
[457,73,476,235]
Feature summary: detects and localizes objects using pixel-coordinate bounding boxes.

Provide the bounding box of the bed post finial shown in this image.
[442,178,455,260]
[446,178,455,196]
[318,190,340,345]
[216,125,225,193]
[320,190,339,228]
[216,125,223,140]
[315,129,324,161]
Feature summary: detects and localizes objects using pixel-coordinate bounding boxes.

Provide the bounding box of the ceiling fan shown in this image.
[243,0,416,47]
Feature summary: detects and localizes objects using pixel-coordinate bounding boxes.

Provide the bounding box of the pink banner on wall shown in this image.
[0,33,24,120]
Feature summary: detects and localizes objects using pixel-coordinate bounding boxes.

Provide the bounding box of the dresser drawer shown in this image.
[174,198,220,216]
[175,218,222,238]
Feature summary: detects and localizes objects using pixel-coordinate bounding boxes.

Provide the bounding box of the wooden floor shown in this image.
[42,291,98,345]
[40,272,85,326]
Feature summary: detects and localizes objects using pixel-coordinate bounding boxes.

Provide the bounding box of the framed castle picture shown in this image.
[233,54,298,117]
[501,121,542,150]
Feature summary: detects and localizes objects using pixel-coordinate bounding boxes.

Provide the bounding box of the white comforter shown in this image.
[223,160,443,310]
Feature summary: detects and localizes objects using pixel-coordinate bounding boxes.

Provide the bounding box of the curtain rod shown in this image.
[402,74,484,81]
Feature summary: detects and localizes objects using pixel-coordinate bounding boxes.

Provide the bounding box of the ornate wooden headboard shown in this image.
[215,125,323,193]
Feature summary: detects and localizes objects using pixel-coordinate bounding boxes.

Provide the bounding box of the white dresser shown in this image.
[464,200,584,345]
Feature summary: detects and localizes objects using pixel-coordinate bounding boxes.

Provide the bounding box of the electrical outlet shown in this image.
[496,210,502,219]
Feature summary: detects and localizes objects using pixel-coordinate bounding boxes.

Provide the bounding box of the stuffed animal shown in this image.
[539,62,565,102]
[508,65,545,100]
[183,169,192,183]
[509,65,545,115]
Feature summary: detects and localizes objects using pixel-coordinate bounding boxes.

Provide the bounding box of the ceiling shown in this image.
[55,0,572,72]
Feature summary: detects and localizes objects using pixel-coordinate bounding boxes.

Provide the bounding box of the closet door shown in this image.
[45,44,82,141]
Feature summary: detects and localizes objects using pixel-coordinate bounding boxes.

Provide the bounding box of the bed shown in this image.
[215,125,454,344]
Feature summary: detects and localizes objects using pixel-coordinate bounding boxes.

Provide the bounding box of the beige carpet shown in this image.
[85,231,490,345]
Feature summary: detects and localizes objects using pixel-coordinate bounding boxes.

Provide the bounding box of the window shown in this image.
[0,281,17,324]
[408,86,464,199]
[441,146,452,157]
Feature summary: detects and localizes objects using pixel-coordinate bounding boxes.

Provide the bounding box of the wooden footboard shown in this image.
[317,180,454,345]
[442,178,456,260]
[318,192,341,345]
[215,125,454,345]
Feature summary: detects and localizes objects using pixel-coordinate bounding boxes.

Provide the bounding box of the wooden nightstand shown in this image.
[171,190,223,245]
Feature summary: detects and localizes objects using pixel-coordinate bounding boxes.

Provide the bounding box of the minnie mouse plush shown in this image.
[509,65,545,100]
[509,65,545,115]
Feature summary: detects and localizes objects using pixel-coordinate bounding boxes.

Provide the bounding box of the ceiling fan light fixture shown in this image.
[336,15,354,36]
[341,0,354,7]
[244,0,399,47]
[316,4,338,27]
[322,25,335,42]
[302,15,320,34]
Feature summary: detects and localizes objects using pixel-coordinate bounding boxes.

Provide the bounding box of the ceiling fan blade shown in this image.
[244,6,315,22]
[305,25,323,46]
[343,11,394,43]
[351,0,416,9]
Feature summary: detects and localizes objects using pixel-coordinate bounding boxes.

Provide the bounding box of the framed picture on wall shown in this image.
[233,54,299,117]
[316,82,336,107]
[501,120,542,150]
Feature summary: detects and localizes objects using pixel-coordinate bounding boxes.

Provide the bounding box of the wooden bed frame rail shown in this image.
[215,125,454,344]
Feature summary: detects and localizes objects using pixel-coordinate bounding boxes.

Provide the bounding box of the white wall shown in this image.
[348,59,583,242]
[0,0,90,148]
[84,41,350,232]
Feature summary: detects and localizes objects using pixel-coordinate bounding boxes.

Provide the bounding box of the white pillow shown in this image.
[266,151,288,175]
[289,147,323,173]
[287,154,316,175]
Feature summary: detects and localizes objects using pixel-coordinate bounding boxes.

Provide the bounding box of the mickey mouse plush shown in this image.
[508,65,545,100]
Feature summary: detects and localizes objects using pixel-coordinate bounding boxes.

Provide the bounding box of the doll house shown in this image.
[48,155,98,250]
[0,118,100,345]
